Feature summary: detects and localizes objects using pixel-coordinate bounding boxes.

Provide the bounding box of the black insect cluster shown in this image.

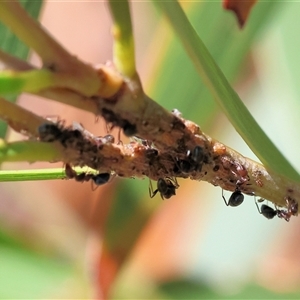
[38,121,111,185]
[38,121,298,221]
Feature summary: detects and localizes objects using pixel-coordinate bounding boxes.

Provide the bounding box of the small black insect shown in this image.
[260,204,277,219]
[177,159,192,173]
[59,129,84,148]
[38,123,62,142]
[149,177,179,200]
[145,148,159,166]
[92,173,111,186]
[191,145,204,171]
[255,197,298,222]
[123,121,137,137]
[255,198,277,220]
[190,146,204,164]
[174,145,205,175]
[65,163,110,188]
[222,189,244,207]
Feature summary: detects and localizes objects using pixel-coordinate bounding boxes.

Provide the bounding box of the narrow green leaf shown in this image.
[154,1,300,182]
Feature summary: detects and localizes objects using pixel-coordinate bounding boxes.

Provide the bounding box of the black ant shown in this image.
[122,121,137,137]
[255,197,298,222]
[65,164,110,189]
[38,123,63,142]
[38,122,84,148]
[256,203,277,220]
[174,145,205,174]
[189,146,204,165]
[149,177,179,200]
[222,188,244,207]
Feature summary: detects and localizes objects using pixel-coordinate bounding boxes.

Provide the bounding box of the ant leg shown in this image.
[91,180,100,191]
[254,196,261,213]
[165,176,179,188]
[65,163,76,179]
[173,177,179,188]
[222,189,229,206]
[149,180,158,198]
[117,128,123,145]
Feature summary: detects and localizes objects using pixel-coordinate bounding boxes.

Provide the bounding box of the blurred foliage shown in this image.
[0,227,75,298]
[151,2,279,131]
[156,280,300,299]
[0,0,43,137]
[104,180,153,257]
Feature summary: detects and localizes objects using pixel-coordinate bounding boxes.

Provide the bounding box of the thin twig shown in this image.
[0,95,298,209]
[0,49,34,71]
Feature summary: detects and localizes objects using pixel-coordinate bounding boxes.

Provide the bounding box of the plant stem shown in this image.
[0,167,99,182]
[0,168,65,181]
[108,0,136,78]
[0,97,46,136]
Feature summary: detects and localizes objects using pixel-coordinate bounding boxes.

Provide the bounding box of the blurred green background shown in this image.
[1,1,300,299]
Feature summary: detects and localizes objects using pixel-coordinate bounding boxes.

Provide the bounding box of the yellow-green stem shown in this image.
[108,0,136,78]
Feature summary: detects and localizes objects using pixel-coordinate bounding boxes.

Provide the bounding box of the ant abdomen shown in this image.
[260,204,277,219]
[222,189,244,207]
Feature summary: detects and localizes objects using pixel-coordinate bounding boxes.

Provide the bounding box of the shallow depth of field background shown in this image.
[1,1,300,299]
